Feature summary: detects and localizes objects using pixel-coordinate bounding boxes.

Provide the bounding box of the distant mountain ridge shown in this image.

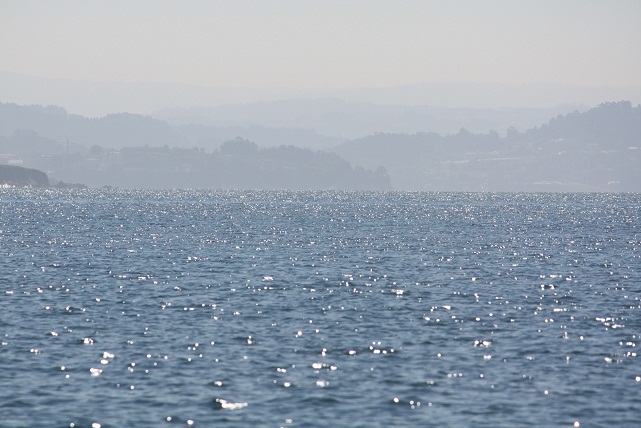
[0,100,639,191]
[154,99,588,140]
[0,103,391,190]
[0,100,587,150]
[0,103,180,149]
[3,71,641,116]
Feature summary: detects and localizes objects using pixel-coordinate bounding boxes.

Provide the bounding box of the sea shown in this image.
[0,189,639,427]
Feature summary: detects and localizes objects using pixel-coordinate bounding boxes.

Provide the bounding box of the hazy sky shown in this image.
[2,0,641,91]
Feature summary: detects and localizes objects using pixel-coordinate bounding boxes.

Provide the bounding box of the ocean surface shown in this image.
[1,189,639,427]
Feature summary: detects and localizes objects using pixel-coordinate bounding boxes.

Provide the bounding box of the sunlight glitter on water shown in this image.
[1,190,640,426]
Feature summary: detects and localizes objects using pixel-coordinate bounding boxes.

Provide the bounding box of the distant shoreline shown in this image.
[0,164,86,188]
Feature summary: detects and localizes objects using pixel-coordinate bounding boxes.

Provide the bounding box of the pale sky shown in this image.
[2,0,641,91]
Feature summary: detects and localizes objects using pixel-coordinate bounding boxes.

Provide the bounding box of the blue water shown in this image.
[1,190,640,427]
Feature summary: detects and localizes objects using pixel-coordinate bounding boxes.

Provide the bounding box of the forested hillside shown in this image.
[331,101,641,192]
[0,129,390,190]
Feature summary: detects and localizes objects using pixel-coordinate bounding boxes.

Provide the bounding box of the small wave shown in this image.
[213,398,248,410]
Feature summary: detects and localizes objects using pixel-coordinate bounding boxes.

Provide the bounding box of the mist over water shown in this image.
[1,189,639,427]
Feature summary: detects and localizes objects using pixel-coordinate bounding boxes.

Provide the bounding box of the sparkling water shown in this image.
[1,190,639,427]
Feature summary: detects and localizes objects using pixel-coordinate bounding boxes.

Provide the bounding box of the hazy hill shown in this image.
[172,123,340,150]
[154,99,587,141]
[1,100,639,192]
[0,101,339,150]
[38,139,390,190]
[330,101,641,192]
[525,101,641,147]
[1,100,584,151]
[3,71,640,117]
[0,102,180,149]
[0,115,390,190]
